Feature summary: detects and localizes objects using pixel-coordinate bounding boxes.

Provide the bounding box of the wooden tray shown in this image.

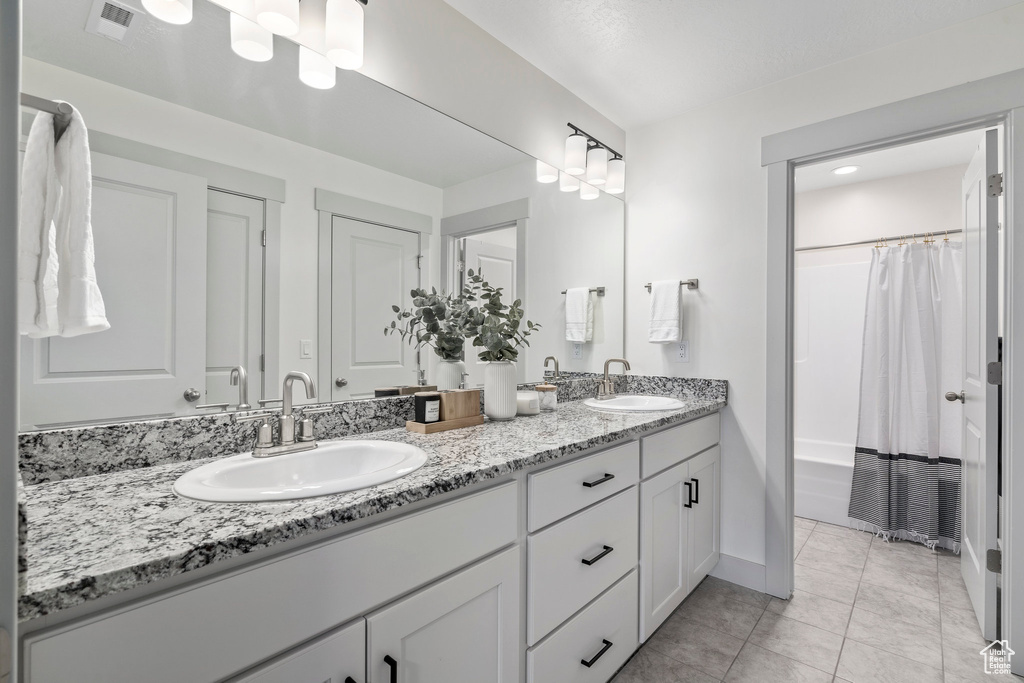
[406,414,485,434]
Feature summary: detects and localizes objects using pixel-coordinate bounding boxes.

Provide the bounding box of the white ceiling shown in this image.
[795,129,985,192]
[442,0,1023,130]
[23,0,527,188]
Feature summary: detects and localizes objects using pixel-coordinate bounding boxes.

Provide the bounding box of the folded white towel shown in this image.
[648,280,680,343]
[565,287,594,342]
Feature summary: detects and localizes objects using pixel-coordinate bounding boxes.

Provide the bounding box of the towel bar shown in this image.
[644,279,698,292]
[560,287,606,296]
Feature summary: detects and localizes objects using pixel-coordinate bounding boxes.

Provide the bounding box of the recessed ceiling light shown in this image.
[832,165,860,175]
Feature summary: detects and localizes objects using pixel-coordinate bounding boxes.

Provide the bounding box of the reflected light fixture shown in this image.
[230,12,274,62]
[256,0,300,36]
[297,0,336,89]
[586,146,607,185]
[579,181,599,200]
[559,171,580,192]
[326,0,365,70]
[605,156,625,194]
[536,160,559,183]
[565,133,588,176]
[142,0,193,24]
[832,165,860,175]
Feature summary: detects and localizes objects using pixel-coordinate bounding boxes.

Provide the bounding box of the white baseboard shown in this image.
[710,553,766,593]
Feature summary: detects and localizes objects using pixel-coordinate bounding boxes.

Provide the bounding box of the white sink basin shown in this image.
[584,395,687,412]
[173,440,429,503]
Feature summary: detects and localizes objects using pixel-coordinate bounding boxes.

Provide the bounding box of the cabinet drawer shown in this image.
[527,570,639,683]
[528,441,639,532]
[229,619,365,683]
[24,481,518,683]
[527,487,638,644]
[641,412,720,478]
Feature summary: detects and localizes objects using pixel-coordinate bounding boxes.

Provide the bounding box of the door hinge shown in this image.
[259,354,265,372]
[456,260,465,273]
[988,361,1003,386]
[987,548,1002,573]
[261,230,267,247]
[988,173,1003,197]
[416,254,422,270]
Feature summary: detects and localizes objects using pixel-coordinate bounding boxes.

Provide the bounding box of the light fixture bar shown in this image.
[566,122,623,162]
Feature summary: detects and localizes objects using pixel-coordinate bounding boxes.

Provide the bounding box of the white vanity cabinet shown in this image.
[229,619,366,683]
[639,414,721,641]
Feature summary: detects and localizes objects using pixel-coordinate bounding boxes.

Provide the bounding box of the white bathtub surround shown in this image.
[647,279,680,343]
[564,286,594,342]
[483,360,517,420]
[849,242,963,552]
[435,358,466,390]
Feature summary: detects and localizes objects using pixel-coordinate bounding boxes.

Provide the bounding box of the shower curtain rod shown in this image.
[795,229,963,253]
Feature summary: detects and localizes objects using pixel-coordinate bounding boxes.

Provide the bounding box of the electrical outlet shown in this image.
[673,340,690,363]
[571,343,583,360]
[299,339,313,359]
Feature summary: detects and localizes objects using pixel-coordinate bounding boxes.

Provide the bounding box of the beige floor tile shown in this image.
[836,639,943,683]
[795,526,813,558]
[936,550,961,577]
[611,648,719,683]
[943,641,1003,682]
[807,528,872,551]
[645,611,745,679]
[859,560,940,602]
[941,603,987,650]
[675,587,764,639]
[938,570,976,611]
[795,516,817,531]
[724,643,832,683]
[853,582,940,632]
[748,612,844,674]
[766,589,852,635]
[794,562,860,605]
[796,544,865,579]
[864,544,938,577]
[693,575,772,609]
[844,607,941,667]
[813,521,870,540]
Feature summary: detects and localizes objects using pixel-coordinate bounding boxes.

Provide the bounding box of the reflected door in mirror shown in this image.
[462,234,517,389]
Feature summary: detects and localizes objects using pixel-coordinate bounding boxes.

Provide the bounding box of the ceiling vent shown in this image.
[85,0,141,44]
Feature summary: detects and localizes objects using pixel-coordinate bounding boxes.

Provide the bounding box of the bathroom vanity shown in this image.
[16,387,725,683]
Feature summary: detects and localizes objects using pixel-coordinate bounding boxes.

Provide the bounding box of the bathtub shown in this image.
[794,438,856,527]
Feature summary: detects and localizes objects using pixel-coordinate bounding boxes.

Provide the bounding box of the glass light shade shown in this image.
[536,160,558,183]
[586,146,607,185]
[559,171,580,192]
[299,46,337,89]
[605,157,625,194]
[565,134,587,176]
[579,181,599,200]
[209,0,252,13]
[326,0,364,70]
[832,165,860,175]
[142,0,192,24]
[256,0,299,36]
[230,13,274,62]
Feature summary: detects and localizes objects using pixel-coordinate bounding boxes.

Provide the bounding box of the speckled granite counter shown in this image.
[19,396,725,622]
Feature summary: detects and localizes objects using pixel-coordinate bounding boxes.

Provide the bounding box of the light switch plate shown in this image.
[300,339,313,359]
[673,340,690,363]
[571,343,583,360]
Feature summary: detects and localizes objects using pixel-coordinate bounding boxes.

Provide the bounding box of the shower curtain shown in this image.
[848,241,963,551]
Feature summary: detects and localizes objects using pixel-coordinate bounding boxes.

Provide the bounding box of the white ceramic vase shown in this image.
[484,361,517,420]
[436,359,466,391]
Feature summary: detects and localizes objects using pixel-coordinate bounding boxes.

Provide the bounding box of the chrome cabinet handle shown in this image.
[335,378,349,388]
[581,545,614,566]
[581,639,613,667]
[945,391,965,403]
[183,388,202,402]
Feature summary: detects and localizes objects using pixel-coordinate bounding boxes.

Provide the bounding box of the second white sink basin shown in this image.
[584,395,687,412]
[173,440,429,503]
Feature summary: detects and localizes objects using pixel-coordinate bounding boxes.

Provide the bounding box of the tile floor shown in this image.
[611,516,1023,682]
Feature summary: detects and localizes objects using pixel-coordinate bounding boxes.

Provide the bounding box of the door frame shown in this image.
[763,67,1024,670]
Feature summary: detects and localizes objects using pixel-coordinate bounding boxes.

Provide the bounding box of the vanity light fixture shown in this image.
[230,12,274,62]
[536,160,559,183]
[580,181,599,200]
[255,0,300,35]
[326,0,366,70]
[559,171,580,192]
[565,133,588,176]
[605,156,625,194]
[297,0,336,89]
[586,146,607,185]
[565,123,625,197]
[141,0,192,24]
[832,165,860,175]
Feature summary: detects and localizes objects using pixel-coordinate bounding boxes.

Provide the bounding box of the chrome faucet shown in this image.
[543,356,561,380]
[281,371,317,445]
[598,358,631,399]
[237,371,323,458]
[230,365,251,411]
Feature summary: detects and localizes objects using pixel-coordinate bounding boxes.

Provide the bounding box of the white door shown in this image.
[639,460,690,642]
[687,445,721,590]
[19,152,207,428]
[331,216,419,399]
[462,236,517,389]
[205,190,264,406]
[959,129,1000,639]
[366,547,520,683]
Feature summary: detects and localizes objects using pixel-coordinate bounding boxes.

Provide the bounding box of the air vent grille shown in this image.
[100,2,133,27]
[86,0,139,44]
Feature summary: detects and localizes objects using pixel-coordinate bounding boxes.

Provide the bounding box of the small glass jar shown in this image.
[536,383,558,412]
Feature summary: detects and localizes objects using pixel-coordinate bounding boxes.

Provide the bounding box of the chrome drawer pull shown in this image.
[581,639,613,667]
[581,545,614,566]
[582,473,615,488]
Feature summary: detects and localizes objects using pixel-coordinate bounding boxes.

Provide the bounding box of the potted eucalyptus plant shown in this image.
[385,284,484,390]
[467,270,541,420]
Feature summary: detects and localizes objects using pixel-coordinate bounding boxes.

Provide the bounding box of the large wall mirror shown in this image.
[18,0,624,430]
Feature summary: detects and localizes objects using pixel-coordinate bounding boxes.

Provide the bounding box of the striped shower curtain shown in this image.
[848,241,963,552]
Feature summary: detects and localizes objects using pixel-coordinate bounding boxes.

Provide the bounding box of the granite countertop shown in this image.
[19,397,725,622]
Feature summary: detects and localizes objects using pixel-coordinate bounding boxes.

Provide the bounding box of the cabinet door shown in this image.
[639,460,690,642]
[231,619,365,683]
[366,547,520,683]
[687,446,721,592]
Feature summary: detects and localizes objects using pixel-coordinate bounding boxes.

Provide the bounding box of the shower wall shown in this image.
[794,165,966,525]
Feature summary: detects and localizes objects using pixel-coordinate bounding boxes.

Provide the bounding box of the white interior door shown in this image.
[331,216,419,399]
[462,236,517,389]
[19,152,207,428]
[959,129,1000,639]
[205,190,264,406]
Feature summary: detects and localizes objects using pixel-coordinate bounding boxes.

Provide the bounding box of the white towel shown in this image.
[648,280,680,343]
[565,287,594,342]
